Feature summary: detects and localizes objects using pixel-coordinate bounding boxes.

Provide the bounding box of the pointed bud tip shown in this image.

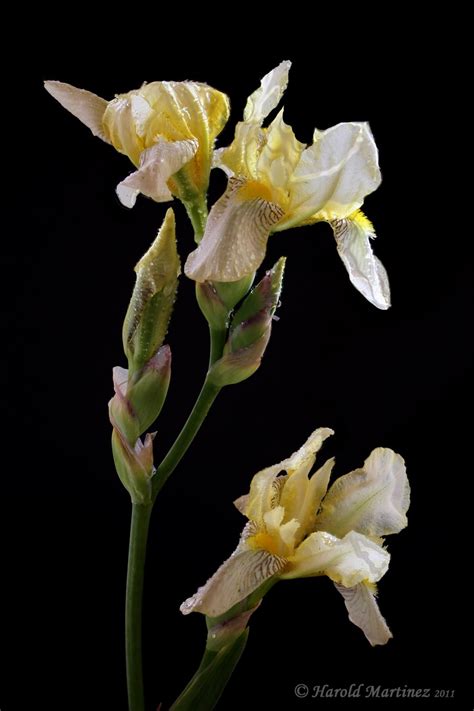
[135,207,179,275]
[148,344,172,371]
[270,256,286,277]
[269,256,286,297]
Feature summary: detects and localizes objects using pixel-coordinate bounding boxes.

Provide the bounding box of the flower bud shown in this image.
[127,345,171,436]
[214,274,255,311]
[123,209,180,375]
[111,430,155,504]
[109,366,139,444]
[109,346,172,444]
[195,282,230,330]
[208,258,285,386]
[196,274,255,330]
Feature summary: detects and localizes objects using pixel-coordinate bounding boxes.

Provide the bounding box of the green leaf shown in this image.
[170,630,248,711]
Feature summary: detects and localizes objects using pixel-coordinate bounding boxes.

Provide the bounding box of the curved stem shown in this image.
[152,378,221,499]
[126,503,152,711]
[152,325,226,499]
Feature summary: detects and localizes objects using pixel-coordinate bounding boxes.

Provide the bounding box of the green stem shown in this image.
[183,198,208,241]
[152,377,221,499]
[152,326,226,499]
[126,503,152,711]
[208,326,227,368]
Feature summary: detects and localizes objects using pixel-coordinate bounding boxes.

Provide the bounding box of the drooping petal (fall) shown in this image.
[315,448,410,539]
[180,546,286,617]
[331,210,391,310]
[244,61,292,124]
[44,80,110,142]
[335,582,393,646]
[116,138,198,207]
[184,177,284,282]
[282,530,389,586]
[279,122,381,230]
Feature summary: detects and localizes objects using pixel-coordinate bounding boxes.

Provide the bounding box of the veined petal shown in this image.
[180,547,286,617]
[44,81,110,143]
[280,122,381,229]
[239,428,334,525]
[315,448,410,539]
[282,530,389,586]
[244,60,291,124]
[257,109,306,191]
[216,122,266,179]
[243,468,286,527]
[184,177,284,282]
[261,506,300,554]
[278,428,335,527]
[332,211,391,310]
[281,427,334,479]
[335,582,393,646]
[116,138,198,208]
[103,94,148,165]
[142,81,230,146]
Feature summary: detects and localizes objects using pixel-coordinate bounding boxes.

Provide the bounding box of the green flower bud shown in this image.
[123,209,180,375]
[127,345,171,436]
[109,366,139,444]
[109,346,171,444]
[208,258,285,386]
[195,282,229,330]
[196,274,255,330]
[111,430,155,504]
[213,274,255,311]
[231,258,284,328]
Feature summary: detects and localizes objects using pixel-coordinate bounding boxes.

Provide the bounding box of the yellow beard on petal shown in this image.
[247,531,282,556]
[237,179,289,214]
[238,180,274,203]
[349,209,374,232]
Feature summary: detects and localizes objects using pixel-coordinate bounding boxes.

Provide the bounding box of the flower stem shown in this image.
[126,324,226,707]
[126,503,152,711]
[209,326,227,368]
[152,325,226,499]
[183,197,208,241]
[152,377,221,499]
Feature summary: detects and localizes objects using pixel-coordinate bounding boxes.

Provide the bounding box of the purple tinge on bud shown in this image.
[208,258,285,386]
[206,602,261,652]
[111,428,155,504]
[109,345,172,444]
[195,281,229,330]
[127,345,171,436]
[109,366,139,444]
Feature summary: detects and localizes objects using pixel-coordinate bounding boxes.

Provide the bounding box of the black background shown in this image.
[3,21,471,711]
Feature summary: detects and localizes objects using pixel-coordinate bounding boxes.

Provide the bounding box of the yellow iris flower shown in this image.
[185,62,390,310]
[44,77,229,209]
[181,428,410,646]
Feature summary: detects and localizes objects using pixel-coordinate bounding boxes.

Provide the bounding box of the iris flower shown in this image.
[185,62,390,310]
[44,78,229,208]
[181,428,409,645]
